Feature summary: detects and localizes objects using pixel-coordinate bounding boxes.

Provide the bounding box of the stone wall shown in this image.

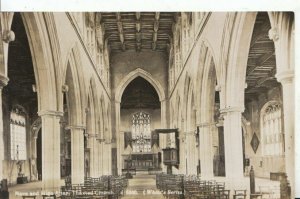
[244,86,285,178]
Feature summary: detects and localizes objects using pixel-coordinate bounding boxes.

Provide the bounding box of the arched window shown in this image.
[261,102,284,156]
[10,106,27,160]
[131,112,151,153]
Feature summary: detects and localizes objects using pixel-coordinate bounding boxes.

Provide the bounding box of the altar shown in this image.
[123,152,160,170]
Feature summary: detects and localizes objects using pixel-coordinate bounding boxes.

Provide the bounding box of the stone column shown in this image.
[220,107,244,181]
[186,130,197,174]
[160,99,167,172]
[38,110,63,190]
[69,125,85,184]
[276,71,294,196]
[118,131,125,174]
[0,75,9,181]
[198,122,214,178]
[115,102,122,175]
[97,141,103,176]
[89,134,97,177]
[103,142,111,175]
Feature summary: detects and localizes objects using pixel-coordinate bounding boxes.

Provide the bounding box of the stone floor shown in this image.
[121,172,164,199]
[7,173,280,199]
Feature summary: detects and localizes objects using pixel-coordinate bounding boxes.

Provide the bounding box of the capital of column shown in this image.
[197,122,216,128]
[38,110,64,117]
[160,98,167,103]
[0,75,9,89]
[96,137,106,143]
[185,130,196,135]
[88,134,98,138]
[219,106,244,114]
[65,125,86,130]
[276,70,294,84]
[114,99,121,104]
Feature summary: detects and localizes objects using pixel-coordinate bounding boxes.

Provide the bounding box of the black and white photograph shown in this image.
[0,2,298,198]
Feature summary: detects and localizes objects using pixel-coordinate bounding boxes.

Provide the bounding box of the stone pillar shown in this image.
[115,102,122,175]
[178,128,186,174]
[160,99,167,172]
[97,141,103,176]
[186,131,197,174]
[0,75,9,181]
[220,107,244,181]
[118,131,125,174]
[38,110,63,190]
[276,71,294,196]
[103,143,111,175]
[69,125,85,184]
[198,122,214,178]
[89,134,97,177]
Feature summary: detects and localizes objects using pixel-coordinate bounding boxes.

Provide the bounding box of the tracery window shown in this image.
[261,102,284,156]
[10,107,26,160]
[131,112,151,153]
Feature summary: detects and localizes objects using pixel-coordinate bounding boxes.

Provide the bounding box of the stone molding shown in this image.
[276,70,294,84]
[219,106,244,114]
[2,30,15,43]
[268,27,279,42]
[197,122,216,128]
[65,125,86,130]
[38,110,64,117]
[0,75,9,88]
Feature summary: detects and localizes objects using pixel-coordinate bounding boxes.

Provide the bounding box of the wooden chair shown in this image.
[233,190,247,199]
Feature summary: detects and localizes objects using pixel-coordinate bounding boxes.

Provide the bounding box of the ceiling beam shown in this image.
[250,23,271,48]
[116,12,125,51]
[152,12,160,50]
[257,51,275,65]
[256,68,276,86]
[247,51,275,75]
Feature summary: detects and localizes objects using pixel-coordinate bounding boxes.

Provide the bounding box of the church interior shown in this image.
[0,12,295,198]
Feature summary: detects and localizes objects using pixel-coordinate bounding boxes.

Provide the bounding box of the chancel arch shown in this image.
[115,68,165,103]
[118,75,162,174]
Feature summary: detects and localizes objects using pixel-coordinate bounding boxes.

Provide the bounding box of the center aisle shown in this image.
[122,172,164,199]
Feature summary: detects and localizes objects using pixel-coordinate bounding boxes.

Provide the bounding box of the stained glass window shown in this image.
[261,103,284,156]
[131,112,151,153]
[10,107,26,160]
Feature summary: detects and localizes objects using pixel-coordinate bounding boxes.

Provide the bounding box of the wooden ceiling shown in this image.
[100,12,177,52]
[245,12,280,101]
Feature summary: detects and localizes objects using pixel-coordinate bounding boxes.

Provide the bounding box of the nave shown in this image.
[0,11,295,199]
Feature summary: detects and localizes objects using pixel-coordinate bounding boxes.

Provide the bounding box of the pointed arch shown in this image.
[225,12,257,108]
[115,68,165,102]
[0,13,61,112]
[195,40,220,117]
[86,77,98,135]
[62,45,85,125]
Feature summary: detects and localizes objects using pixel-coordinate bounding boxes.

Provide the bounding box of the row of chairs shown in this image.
[60,175,128,199]
[156,174,281,199]
[156,174,231,199]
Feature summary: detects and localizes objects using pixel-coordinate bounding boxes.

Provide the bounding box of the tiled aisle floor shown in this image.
[121,173,164,199]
